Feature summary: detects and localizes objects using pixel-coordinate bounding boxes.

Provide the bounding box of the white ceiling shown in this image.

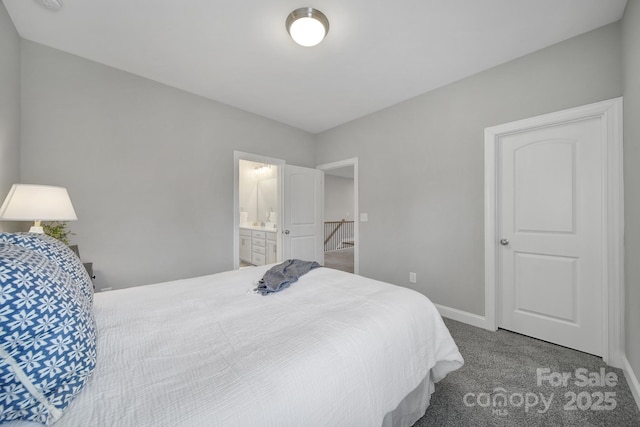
[4,0,628,133]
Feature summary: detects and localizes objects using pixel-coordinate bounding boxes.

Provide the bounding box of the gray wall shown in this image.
[316,23,623,316]
[324,175,354,221]
[0,1,21,232]
[622,0,640,396]
[19,41,316,290]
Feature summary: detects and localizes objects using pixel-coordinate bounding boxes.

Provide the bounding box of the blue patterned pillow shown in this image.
[0,233,93,310]
[0,242,96,425]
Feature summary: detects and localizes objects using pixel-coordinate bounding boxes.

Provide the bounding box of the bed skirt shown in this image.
[382,372,434,427]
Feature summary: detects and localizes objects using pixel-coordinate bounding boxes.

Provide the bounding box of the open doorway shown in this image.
[234,151,326,269]
[233,151,284,270]
[317,158,359,275]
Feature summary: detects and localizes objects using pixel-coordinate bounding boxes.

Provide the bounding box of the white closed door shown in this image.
[498,117,603,355]
[283,165,324,265]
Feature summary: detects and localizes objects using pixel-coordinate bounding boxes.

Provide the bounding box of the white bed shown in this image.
[0,234,462,427]
[51,265,462,426]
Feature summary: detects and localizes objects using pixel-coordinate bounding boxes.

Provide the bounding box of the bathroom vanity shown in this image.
[240,226,277,266]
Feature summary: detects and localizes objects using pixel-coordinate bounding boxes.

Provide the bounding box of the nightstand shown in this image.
[83,262,95,280]
[69,245,95,283]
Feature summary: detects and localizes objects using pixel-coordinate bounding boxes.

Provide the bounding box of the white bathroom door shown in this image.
[497,116,604,355]
[283,165,324,265]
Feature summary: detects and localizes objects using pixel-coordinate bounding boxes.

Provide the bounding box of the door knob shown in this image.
[500,239,509,246]
[284,230,290,234]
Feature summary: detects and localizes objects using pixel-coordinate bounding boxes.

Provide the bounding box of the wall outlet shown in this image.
[409,272,417,283]
[360,213,368,222]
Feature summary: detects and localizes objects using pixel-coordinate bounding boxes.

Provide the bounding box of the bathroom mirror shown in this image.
[257,177,277,225]
[239,159,278,228]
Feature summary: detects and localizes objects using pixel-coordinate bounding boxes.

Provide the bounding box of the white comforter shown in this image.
[55,266,463,427]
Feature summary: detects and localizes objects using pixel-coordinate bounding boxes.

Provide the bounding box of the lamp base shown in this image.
[29,225,44,234]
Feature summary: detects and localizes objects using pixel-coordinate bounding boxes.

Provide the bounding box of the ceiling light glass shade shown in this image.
[0,184,78,233]
[286,8,329,47]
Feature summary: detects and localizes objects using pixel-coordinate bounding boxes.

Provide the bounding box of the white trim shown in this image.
[604,98,625,368]
[623,356,640,411]
[316,158,359,275]
[434,304,488,330]
[233,151,285,270]
[484,97,625,367]
[484,131,498,332]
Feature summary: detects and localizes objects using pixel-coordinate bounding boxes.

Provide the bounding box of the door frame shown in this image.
[233,151,285,270]
[317,158,359,275]
[484,98,624,367]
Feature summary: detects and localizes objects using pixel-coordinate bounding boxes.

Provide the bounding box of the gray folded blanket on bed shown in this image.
[256,259,321,295]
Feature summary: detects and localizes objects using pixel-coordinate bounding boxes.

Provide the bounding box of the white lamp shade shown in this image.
[0,184,78,221]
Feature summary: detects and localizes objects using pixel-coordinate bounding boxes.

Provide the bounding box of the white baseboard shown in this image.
[435,304,489,330]
[623,356,640,411]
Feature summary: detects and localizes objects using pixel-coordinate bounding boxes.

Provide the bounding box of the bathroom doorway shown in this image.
[233,152,284,269]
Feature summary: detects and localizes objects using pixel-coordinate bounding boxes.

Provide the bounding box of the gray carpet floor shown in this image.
[415,318,640,426]
[324,247,354,273]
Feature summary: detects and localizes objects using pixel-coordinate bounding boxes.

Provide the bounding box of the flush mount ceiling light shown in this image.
[286,7,329,47]
[33,0,63,11]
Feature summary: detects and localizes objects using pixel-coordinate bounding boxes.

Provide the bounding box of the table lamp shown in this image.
[0,184,78,233]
